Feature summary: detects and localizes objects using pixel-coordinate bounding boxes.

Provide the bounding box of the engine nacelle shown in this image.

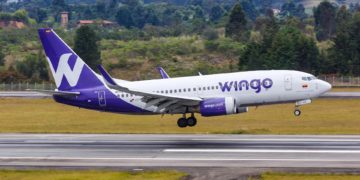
[199,97,236,117]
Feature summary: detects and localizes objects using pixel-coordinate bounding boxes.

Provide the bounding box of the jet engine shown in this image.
[199,97,248,117]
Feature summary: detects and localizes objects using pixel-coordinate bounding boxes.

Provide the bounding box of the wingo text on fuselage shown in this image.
[218,78,273,93]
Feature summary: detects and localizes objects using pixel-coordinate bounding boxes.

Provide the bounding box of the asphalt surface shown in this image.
[1,134,360,169]
[0,91,360,98]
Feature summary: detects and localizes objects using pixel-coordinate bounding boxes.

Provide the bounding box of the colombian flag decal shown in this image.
[302,84,308,88]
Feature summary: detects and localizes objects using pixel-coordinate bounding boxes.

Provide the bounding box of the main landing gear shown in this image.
[177,113,197,128]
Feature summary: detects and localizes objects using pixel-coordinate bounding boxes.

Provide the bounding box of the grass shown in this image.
[261,172,360,180]
[0,169,186,180]
[0,98,360,134]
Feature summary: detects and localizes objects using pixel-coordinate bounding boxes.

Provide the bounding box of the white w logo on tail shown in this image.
[47,53,85,87]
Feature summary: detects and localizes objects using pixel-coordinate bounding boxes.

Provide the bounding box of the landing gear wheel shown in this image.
[294,109,301,116]
[187,117,197,127]
[177,118,187,128]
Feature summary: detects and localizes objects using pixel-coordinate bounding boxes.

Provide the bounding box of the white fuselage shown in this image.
[111,70,331,114]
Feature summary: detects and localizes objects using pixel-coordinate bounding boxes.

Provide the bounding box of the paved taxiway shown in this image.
[1,134,360,168]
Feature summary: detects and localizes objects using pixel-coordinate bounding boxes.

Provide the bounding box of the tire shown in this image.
[187,117,197,127]
[177,118,187,128]
[294,109,301,116]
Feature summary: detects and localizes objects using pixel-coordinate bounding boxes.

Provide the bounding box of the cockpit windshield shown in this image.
[302,76,317,81]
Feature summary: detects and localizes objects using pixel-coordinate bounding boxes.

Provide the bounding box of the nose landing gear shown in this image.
[293,99,311,117]
[177,113,197,128]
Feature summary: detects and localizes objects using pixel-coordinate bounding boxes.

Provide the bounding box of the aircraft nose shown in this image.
[319,80,332,93]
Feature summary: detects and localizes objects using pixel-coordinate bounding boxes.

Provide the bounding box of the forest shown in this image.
[0,0,359,82]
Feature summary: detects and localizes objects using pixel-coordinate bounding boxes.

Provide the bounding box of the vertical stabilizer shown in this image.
[38,28,103,90]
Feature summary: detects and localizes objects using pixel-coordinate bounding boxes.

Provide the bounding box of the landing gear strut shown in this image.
[177,113,197,128]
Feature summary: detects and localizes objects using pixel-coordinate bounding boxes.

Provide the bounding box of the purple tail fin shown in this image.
[156,66,170,79]
[38,28,103,90]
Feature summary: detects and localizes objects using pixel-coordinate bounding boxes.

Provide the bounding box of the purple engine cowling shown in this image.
[199,97,240,117]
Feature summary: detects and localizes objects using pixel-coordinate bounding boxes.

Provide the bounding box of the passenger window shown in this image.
[193,88,196,91]
[161,90,164,93]
[188,88,191,92]
[184,89,186,92]
[179,89,182,92]
[174,90,177,93]
[198,87,201,91]
[207,87,210,90]
[203,87,206,90]
[211,86,214,90]
[165,90,168,94]
[216,86,219,89]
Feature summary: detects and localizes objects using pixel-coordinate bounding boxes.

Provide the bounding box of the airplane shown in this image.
[32,28,332,128]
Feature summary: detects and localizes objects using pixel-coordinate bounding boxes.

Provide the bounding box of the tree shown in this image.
[74,26,101,71]
[240,25,319,73]
[314,1,336,41]
[36,8,47,23]
[210,5,225,22]
[0,48,4,66]
[266,26,319,72]
[240,0,258,21]
[52,0,66,8]
[239,42,264,70]
[330,12,360,75]
[116,6,134,28]
[336,5,351,27]
[0,0,6,11]
[225,3,248,41]
[15,51,49,81]
[279,1,307,20]
[13,9,29,23]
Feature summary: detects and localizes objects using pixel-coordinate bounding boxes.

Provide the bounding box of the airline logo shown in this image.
[47,53,85,87]
[219,78,273,93]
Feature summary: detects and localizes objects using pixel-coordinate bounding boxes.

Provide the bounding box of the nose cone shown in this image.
[319,80,332,94]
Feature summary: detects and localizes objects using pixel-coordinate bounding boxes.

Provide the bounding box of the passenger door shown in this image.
[284,75,292,91]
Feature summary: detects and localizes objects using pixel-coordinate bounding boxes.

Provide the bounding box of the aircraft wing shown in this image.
[26,89,80,96]
[98,65,202,112]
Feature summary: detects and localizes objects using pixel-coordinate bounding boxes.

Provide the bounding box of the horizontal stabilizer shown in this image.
[97,65,130,92]
[26,89,80,96]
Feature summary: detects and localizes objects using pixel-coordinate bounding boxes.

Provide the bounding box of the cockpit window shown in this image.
[302,76,317,81]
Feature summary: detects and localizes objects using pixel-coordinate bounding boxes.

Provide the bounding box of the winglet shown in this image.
[97,65,117,86]
[198,72,203,76]
[156,66,170,79]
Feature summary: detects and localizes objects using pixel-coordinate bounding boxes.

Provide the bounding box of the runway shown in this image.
[1,134,360,168]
